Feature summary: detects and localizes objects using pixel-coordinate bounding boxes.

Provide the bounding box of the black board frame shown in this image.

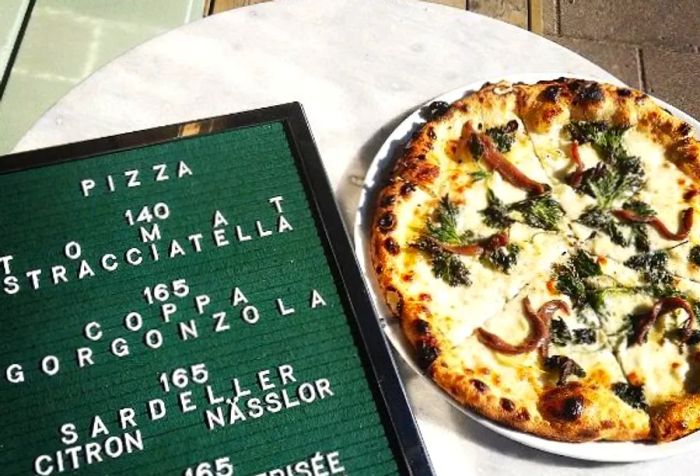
[0,103,434,476]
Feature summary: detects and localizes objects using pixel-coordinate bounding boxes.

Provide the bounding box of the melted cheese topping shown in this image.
[525,119,700,406]
[382,83,700,436]
[614,278,700,403]
[388,100,573,346]
[395,224,568,345]
[494,274,622,381]
[528,126,700,267]
[578,129,700,262]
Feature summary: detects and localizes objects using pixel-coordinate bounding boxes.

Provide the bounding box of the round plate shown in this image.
[353,73,700,462]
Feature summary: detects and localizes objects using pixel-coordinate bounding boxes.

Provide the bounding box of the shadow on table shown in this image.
[336,105,417,230]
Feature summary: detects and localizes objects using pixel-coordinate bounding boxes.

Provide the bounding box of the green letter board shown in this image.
[0,103,432,476]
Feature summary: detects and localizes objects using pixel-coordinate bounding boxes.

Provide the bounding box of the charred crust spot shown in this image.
[416,339,439,370]
[395,297,404,316]
[426,127,437,140]
[374,265,383,274]
[400,182,416,196]
[380,194,396,207]
[383,237,400,255]
[572,81,604,105]
[562,396,584,421]
[678,122,692,136]
[421,101,451,121]
[383,290,405,319]
[415,164,440,183]
[616,88,632,97]
[540,385,586,422]
[470,379,488,393]
[413,319,430,335]
[541,85,561,103]
[514,408,530,421]
[500,398,516,412]
[400,160,418,172]
[377,212,396,232]
[416,153,426,161]
[567,79,586,93]
[542,108,559,124]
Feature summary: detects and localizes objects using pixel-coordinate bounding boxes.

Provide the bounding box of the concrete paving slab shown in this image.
[643,46,700,118]
[469,0,528,29]
[547,35,641,88]
[559,0,699,52]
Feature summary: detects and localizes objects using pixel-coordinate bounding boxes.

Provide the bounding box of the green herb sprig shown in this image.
[553,250,602,309]
[485,120,518,153]
[689,245,700,266]
[412,237,472,287]
[426,195,474,245]
[577,200,656,252]
[509,194,565,231]
[480,189,564,231]
[482,243,520,273]
[567,122,646,238]
[480,189,515,229]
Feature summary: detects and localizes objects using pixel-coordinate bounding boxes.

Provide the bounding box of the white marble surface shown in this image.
[13,0,699,474]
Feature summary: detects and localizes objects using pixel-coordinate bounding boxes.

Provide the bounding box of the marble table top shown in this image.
[14,0,698,474]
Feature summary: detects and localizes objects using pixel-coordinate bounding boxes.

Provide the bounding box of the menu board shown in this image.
[0,104,431,476]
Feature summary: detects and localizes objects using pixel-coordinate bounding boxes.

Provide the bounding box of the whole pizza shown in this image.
[370,78,700,443]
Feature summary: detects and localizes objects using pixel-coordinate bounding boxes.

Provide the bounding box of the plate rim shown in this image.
[352,72,700,463]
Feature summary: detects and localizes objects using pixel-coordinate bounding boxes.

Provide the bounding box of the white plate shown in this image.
[353,73,700,462]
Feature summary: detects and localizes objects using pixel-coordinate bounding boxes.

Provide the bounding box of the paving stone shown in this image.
[643,47,700,118]
[547,36,642,88]
[540,0,558,35]
[424,0,467,8]
[469,0,528,29]
[559,0,700,51]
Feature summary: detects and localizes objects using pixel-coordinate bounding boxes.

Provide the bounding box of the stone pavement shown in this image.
[539,0,700,118]
[437,0,700,117]
[209,0,699,117]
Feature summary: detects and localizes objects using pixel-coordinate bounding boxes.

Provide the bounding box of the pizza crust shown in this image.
[370,77,700,443]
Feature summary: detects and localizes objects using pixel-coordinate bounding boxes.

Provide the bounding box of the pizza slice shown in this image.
[371,183,568,348]
[423,254,649,442]
[515,79,700,281]
[372,83,571,347]
[557,247,700,441]
[371,77,700,443]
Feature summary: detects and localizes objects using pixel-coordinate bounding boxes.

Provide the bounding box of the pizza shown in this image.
[370,78,700,443]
